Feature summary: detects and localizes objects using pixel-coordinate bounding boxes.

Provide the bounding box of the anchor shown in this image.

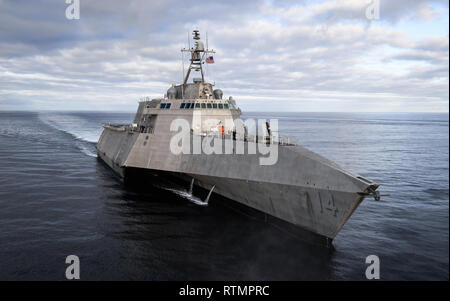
[370,187,381,201]
[358,187,389,202]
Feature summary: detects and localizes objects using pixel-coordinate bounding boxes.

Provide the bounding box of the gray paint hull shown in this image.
[96,127,378,243]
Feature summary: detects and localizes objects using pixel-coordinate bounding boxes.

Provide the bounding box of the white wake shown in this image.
[38,112,100,157]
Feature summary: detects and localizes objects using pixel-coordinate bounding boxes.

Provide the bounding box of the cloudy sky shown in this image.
[0,0,448,112]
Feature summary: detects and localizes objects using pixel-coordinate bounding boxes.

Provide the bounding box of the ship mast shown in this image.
[181,30,215,85]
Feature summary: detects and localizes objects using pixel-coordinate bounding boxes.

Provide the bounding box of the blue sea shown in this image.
[0,111,448,280]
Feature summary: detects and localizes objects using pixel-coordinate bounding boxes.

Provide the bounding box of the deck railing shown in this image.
[104,123,299,146]
[193,132,299,146]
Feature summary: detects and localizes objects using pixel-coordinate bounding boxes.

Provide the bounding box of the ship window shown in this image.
[195,103,200,108]
[187,103,193,109]
[201,103,206,109]
[224,104,229,109]
[189,103,194,108]
[213,103,217,109]
[218,103,224,109]
[207,103,212,109]
[180,103,185,109]
[166,103,171,109]
[160,103,166,109]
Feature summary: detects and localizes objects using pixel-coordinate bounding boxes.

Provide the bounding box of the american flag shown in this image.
[206,56,214,64]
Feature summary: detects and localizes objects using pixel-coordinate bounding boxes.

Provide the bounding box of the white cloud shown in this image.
[0,0,448,112]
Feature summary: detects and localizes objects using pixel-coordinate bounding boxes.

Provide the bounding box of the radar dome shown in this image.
[213,89,223,100]
[167,86,176,99]
[195,41,204,52]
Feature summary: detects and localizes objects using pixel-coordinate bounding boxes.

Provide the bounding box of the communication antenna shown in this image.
[181,30,215,84]
[181,50,185,98]
[187,31,190,49]
[206,31,208,80]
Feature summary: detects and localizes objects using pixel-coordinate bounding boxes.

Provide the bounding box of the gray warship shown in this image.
[97,30,380,247]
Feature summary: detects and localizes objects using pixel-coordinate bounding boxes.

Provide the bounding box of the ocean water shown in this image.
[0,111,448,280]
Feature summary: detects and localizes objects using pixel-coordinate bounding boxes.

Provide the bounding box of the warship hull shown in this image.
[96,30,379,247]
[97,126,378,246]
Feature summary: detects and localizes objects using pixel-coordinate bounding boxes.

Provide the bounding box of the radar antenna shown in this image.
[181,30,215,85]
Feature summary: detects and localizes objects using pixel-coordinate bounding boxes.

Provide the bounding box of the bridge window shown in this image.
[218,103,223,109]
[207,103,212,109]
[160,103,166,109]
[224,104,229,109]
[180,103,185,109]
[201,103,206,109]
[195,103,200,108]
[213,103,217,109]
[166,103,171,109]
